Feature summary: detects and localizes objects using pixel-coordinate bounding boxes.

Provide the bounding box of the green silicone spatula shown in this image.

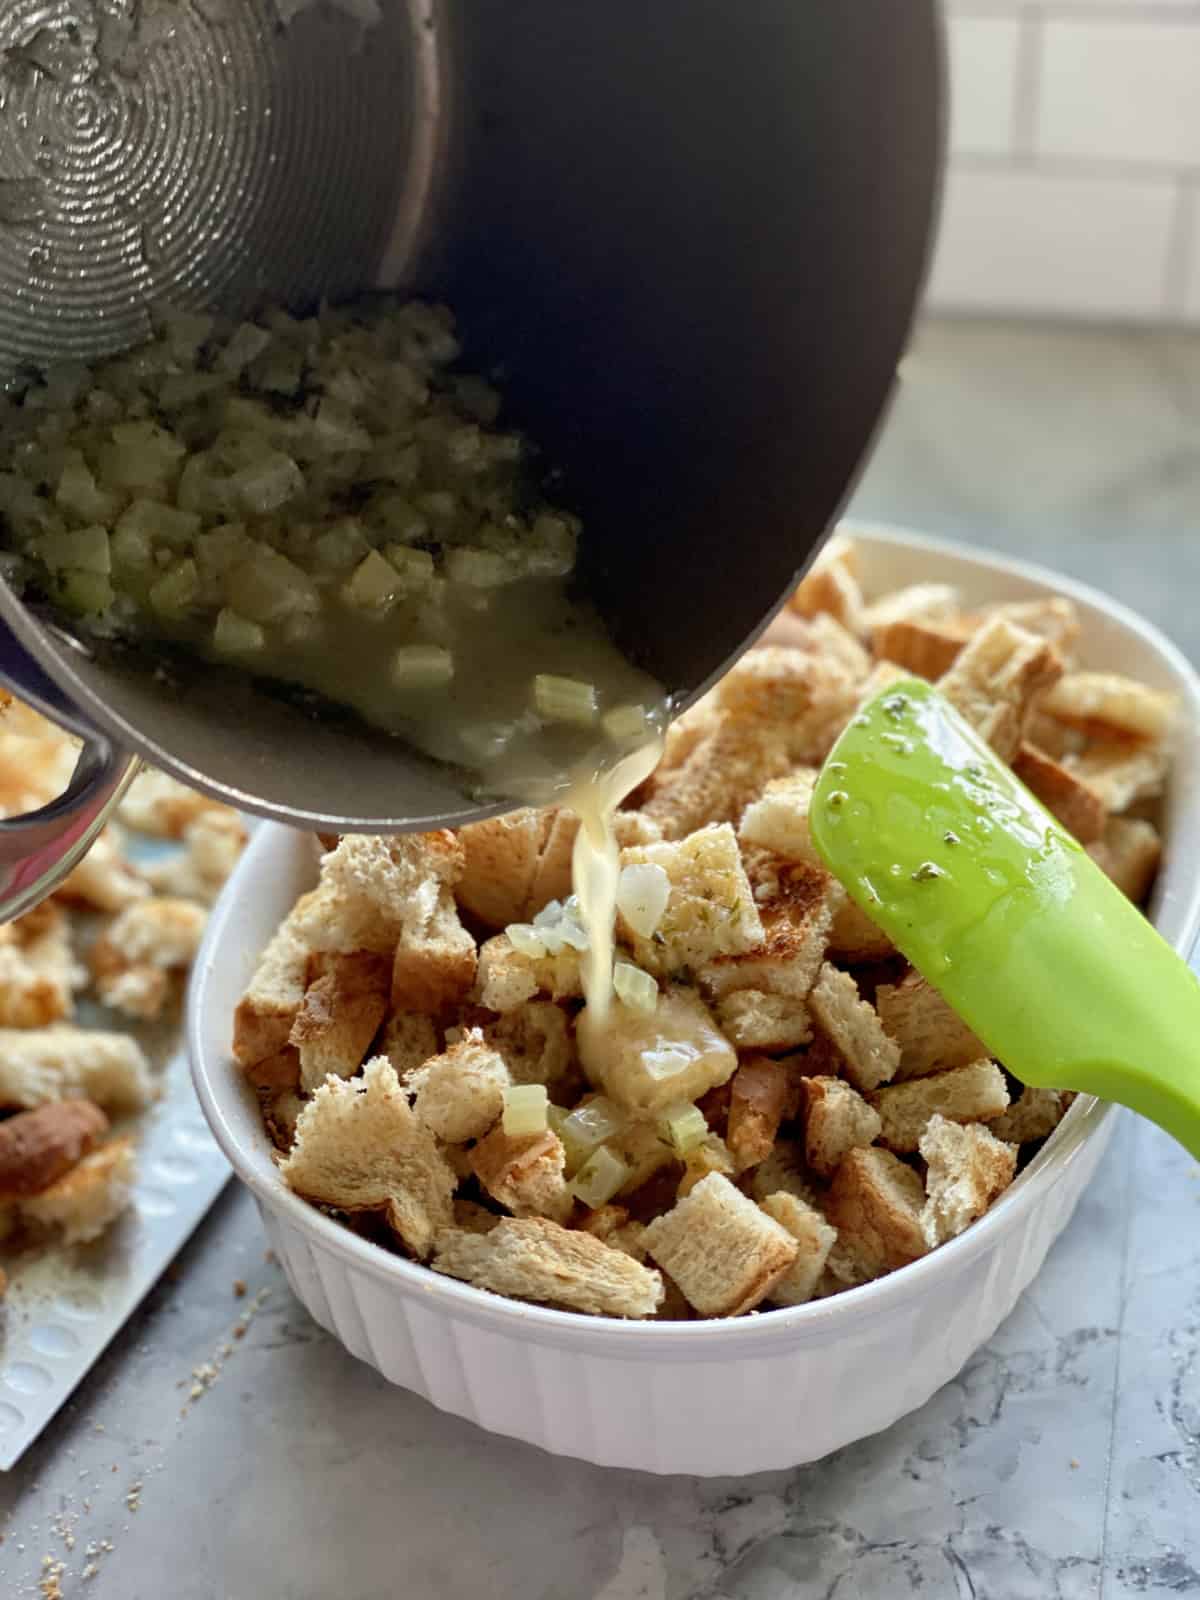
[810,677,1200,1159]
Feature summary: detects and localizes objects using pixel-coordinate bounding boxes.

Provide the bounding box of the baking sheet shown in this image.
[0,836,231,1471]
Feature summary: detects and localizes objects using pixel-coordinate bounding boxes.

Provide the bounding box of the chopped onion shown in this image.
[613,960,658,1014]
[507,923,547,959]
[616,863,671,939]
[569,1146,630,1209]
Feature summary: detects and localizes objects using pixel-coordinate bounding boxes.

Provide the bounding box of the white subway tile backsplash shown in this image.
[926,168,1176,318]
[1039,19,1200,166]
[948,17,1022,156]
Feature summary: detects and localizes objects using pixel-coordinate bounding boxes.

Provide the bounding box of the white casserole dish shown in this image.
[187,526,1200,1477]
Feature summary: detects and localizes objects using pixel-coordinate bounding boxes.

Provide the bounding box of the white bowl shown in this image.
[188,526,1200,1477]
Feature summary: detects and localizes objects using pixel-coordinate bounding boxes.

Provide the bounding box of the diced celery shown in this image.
[310,400,371,454]
[111,420,186,463]
[149,557,200,617]
[382,544,435,590]
[569,1146,630,1210]
[115,497,201,549]
[177,453,239,518]
[533,674,598,726]
[313,519,370,573]
[55,452,120,525]
[342,549,401,611]
[501,1083,549,1138]
[602,703,651,743]
[56,569,114,615]
[227,548,319,624]
[230,451,304,516]
[391,645,453,691]
[559,1097,625,1169]
[658,1102,708,1156]
[40,523,111,575]
[109,522,155,575]
[217,323,273,375]
[613,960,658,1015]
[616,862,671,938]
[444,547,515,588]
[213,608,266,654]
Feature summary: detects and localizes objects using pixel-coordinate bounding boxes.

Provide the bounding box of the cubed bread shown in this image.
[117,770,227,837]
[530,808,662,911]
[714,645,863,765]
[280,1056,455,1259]
[289,952,391,1093]
[233,891,321,1066]
[19,1136,137,1245]
[455,809,551,929]
[715,990,812,1052]
[936,617,1063,762]
[988,1086,1071,1145]
[641,1172,799,1316]
[0,1026,152,1112]
[576,1204,649,1261]
[639,719,792,840]
[738,769,821,864]
[1087,817,1162,903]
[90,897,207,1020]
[699,857,831,1002]
[870,1060,1009,1153]
[432,1216,663,1318]
[377,1010,439,1077]
[873,971,988,1081]
[144,809,247,904]
[861,582,958,650]
[677,1132,736,1198]
[291,832,464,957]
[825,1146,927,1273]
[1039,670,1175,742]
[55,825,148,913]
[390,890,477,1013]
[807,963,900,1093]
[483,1002,573,1087]
[790,533,865,633]
[1064,739,1167,813]
[875,617,967,679]
[802,1076,882,1178]
[0,1100,109,1198]
[726,1058,791,1171]
[577,985,737,1113]
[976,596,1080,654]
[259,1088,305,1152]
[1011,743,1107,843]
[0,905,82,1028]
[745,1139,821,1206]
[919,1114,1017,1247]
[759,1191,838,1306]
[470,1125,572,1222]
[475,932,582,1013]
[619,824,763,978]
[407,1030,509,1143]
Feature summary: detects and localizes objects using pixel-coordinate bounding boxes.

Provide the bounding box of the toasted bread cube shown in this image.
[715,990,812,1052]
[873,971,989,1081]
[1039,670,1175,743]
[972,596,1080,655]
[861,582,958,645]
[0,905,82,1028]
[91,897,207,1020]
[875,617,967,680]
[677,1132,736,1198]
[1011,743,1107,843]
[725,1058,791,1171]
[233,891,322,1066]
[578,985,737,1113]
[802,1076,883,1178]
[576,1204,649,1262]
[870,1059,1009,1153]
[452,1199,502,1235]
[407,1029,509,1143]
[825,894,895,962]
[640,719,792,840]
[391,890,477,1013]
[530,808,662,911]
[377,1010,439,1077]
[655,696,721,776]
[289,952,391,1093]
[700,857,830,1002]
[144,809,247,904]
[470,1124,572,1222]
[432,1216,663,1318]
[1086,816,1161,903]
[242,1046,301,1094]
[56,825,148,913]
[619,824,763,978]
[759,1191,838,1306]
[937,617,1063,762]
[117,770,226,837]
[745,1139,821,1206]
[259,1088,305,1152]
[790,534,865,633]
[455,809,551,929]
[642,1172,799,1316]
[714,645,863,766]
[475,932,582,1012]
[0,1101,108,1199]
[280,1056,455,1259]
[1065,739,1167,814]
[919,1114,1017,1247]
[0,1026,152,1112]
[738,769,821,863]
[825,1146,927,1273]
[808,964,900,1093]
[292,831,464,957]
[483,1001,573,1087]
[988,1086,1071,1145]
[19,1136,137,1246]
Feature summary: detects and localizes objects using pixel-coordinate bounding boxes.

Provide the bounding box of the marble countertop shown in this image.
[3,318,1200,1600]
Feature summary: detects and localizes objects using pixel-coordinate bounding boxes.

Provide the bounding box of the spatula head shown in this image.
[810,678,1200,1159]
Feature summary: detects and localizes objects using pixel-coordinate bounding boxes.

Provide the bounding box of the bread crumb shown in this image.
[232,1278,246,1297]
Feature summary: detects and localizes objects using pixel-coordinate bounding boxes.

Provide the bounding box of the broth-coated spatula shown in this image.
[810,677,1200,1159]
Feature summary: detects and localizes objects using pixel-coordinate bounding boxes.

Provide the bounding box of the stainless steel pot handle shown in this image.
[0,627,138,922]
